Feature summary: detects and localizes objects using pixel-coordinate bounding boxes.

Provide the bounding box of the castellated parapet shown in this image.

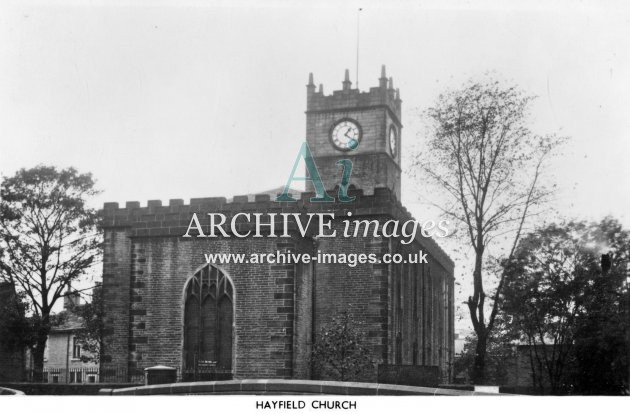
[101,186,452,271]
[306,65,402,125]
[99,66,455,384]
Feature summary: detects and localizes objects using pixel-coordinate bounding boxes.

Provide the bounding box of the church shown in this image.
[100,66,455,384]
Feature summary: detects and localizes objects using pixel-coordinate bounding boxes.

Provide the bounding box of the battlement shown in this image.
[101,187,395,224]
[306,65,401,122]
[100,186,453,272]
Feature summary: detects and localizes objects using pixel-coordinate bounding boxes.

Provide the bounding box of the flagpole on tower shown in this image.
[356,8,362,89]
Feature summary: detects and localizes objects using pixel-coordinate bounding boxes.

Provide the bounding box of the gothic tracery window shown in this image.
[183,265,234,376]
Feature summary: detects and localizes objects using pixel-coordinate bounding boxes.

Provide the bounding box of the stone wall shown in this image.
[100,187,454,382]
[305,72,402,200]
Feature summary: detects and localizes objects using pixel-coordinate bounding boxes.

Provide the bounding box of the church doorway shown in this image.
[182,264,234,381]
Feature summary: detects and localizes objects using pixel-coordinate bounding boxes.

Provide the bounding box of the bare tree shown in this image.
[412,79,565,383]
[0,166,101,380]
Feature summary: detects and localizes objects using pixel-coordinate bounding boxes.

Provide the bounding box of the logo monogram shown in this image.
[276,143,355,202]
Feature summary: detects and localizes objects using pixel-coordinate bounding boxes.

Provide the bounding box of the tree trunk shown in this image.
[472,331,487,384]
[31,316,51,382]
[470,240,487,385]
[31,335,47,382]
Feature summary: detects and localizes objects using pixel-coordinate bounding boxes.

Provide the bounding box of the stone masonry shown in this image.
[100,67,455,383]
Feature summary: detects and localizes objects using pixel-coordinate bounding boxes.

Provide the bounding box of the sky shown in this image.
[1,0,629,319]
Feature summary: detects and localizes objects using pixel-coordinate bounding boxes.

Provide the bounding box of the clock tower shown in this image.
[305,65,402,200]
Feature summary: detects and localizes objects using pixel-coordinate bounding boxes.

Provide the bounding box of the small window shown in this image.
[52,375,59,383]
[76,372,82,383]
[72,337,81,359]
[88,375,96,383]
[70,372,76,383]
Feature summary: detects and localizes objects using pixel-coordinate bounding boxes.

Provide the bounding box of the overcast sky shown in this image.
[2,0,630,317]
[2,0,629,221]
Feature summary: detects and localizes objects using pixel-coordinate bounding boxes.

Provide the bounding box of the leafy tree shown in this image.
[454,315,518,385]
[571,218,629,394]
[0,166,101,380]
[312,311,374,381]
[412,78,565,383]
[0,281,35,357]
[70,283,104,363]
[501,222,589,393]
[501,218,629,394]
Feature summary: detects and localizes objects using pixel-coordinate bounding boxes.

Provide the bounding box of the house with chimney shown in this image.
[42,291,99,384]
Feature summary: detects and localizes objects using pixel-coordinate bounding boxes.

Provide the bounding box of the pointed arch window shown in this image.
[183,265,234,377]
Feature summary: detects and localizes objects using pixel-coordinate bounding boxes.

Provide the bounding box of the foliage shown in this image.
[0,283,36,353]
[454,315,518,385]
[0,166,101,378]
[571,218,629,394]
[312,311,375,381]
[412,77,566,382]
[501,218,629,394]
[70,284,104,363]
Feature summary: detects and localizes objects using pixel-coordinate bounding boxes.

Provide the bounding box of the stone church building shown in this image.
[100,66,455,384]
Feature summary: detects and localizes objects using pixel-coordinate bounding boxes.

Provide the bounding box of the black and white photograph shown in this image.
[0,0,628,412]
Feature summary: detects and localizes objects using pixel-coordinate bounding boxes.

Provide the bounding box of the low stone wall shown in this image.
[0,386,25,395]
[99,379,502,396]
[0,383,141,395]
[378,365,440,387]
[440,384,535,395]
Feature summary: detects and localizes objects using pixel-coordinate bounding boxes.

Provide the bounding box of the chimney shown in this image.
[63,289,81,310]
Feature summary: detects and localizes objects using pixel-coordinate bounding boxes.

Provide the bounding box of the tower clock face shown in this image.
[389,125,397,158]
[330,119,361,151]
